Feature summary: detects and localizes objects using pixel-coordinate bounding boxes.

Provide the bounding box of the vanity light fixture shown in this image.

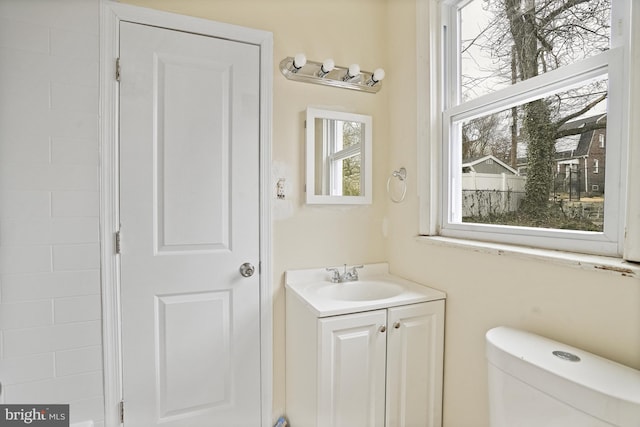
[280,53,384,93]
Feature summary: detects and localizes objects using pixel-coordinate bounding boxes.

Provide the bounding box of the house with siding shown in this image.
[554,114,607,197]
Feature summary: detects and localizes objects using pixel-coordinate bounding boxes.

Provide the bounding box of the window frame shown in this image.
[421,0,632,257]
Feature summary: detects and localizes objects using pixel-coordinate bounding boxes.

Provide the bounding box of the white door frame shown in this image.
[98,2,273,426]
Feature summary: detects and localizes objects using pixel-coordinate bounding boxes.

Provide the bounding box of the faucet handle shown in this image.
[326,267,341,283]
[349,265,364,278]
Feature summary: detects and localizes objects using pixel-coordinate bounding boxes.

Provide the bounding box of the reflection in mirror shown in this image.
[306,108,372,204]
[313,118,362,196]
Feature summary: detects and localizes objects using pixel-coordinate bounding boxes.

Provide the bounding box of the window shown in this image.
[429,0,631,256]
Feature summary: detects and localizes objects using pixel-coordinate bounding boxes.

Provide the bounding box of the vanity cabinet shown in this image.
[286,296,445,427]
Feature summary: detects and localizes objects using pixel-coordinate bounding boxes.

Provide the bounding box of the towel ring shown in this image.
[387,167,407,203]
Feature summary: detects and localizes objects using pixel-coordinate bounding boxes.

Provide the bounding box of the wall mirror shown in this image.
[305,107,372,204]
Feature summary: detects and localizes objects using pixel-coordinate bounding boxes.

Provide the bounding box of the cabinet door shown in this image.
[386,301,445,427]
[318,310,387,427]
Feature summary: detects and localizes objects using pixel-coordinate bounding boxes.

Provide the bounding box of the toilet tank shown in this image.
[486,326,640,427]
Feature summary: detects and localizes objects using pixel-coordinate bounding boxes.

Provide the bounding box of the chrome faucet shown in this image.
[326,264,364,283]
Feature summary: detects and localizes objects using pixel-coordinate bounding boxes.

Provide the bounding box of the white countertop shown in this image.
[285,263,446,317]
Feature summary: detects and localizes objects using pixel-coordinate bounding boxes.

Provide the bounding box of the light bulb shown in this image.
[293,53,307,70]
[322,58,335,73]
[343,63,361,81]
[372,68,385,83]
[317,58,335,77]
[366,68,386,86]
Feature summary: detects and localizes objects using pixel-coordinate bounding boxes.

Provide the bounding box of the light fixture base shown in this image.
[279,57,382,94]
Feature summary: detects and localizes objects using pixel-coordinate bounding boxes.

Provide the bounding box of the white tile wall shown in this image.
[51,191,100,217]
[55,346,102,377]
[3,321,102,358]
[53,244,101,271]
[4,371,103,404]
[0,19,50,53]
[50,29,99,60]
[0,353,54,385]
[1,270,100,302]
[0,245,52,274]
[0,191,51,218]
[0,300,53,330]
[51,138,99,164]
[53,295,101,324]
[0,0,103,425]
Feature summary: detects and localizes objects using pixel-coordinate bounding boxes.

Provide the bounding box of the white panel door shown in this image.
[385,301,445,427]
[318,310,387,427]
[119,22,261,427]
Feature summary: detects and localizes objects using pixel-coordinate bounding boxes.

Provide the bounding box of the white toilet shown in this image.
[486,326,640,427]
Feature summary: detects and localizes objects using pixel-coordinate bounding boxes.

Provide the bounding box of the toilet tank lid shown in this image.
[486,326,640,406]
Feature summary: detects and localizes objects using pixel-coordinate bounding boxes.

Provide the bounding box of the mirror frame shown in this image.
[305,107,373,204]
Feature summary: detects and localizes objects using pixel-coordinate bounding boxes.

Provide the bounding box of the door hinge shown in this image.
[115,231,121,254]
[119,400,124,423]
[116,57,121,82]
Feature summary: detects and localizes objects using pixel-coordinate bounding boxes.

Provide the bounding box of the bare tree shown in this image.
[462,0,610,214]
[462,113,512,163]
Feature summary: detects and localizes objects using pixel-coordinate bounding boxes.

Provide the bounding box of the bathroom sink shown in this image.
[315,281,403,301]
[285,263,447,317]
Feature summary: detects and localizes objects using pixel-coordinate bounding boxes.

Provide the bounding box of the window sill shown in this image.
[415,236,639,279]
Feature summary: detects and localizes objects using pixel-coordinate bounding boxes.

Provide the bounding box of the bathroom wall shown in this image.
[1,0,389,421]
[0,0,104,425]
[1,1,638,427]
[385,1,640,427]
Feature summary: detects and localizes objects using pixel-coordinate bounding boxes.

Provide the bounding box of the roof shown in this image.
[462,154,518,175]
[555,114,606,159]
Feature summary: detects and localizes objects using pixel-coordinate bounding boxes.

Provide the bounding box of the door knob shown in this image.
[379,325,387,333]
[239,262,255,277]
[393,321,401,329]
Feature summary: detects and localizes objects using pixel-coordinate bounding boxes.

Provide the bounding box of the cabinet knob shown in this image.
[379,325,387,333]
[393,321,401,329]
